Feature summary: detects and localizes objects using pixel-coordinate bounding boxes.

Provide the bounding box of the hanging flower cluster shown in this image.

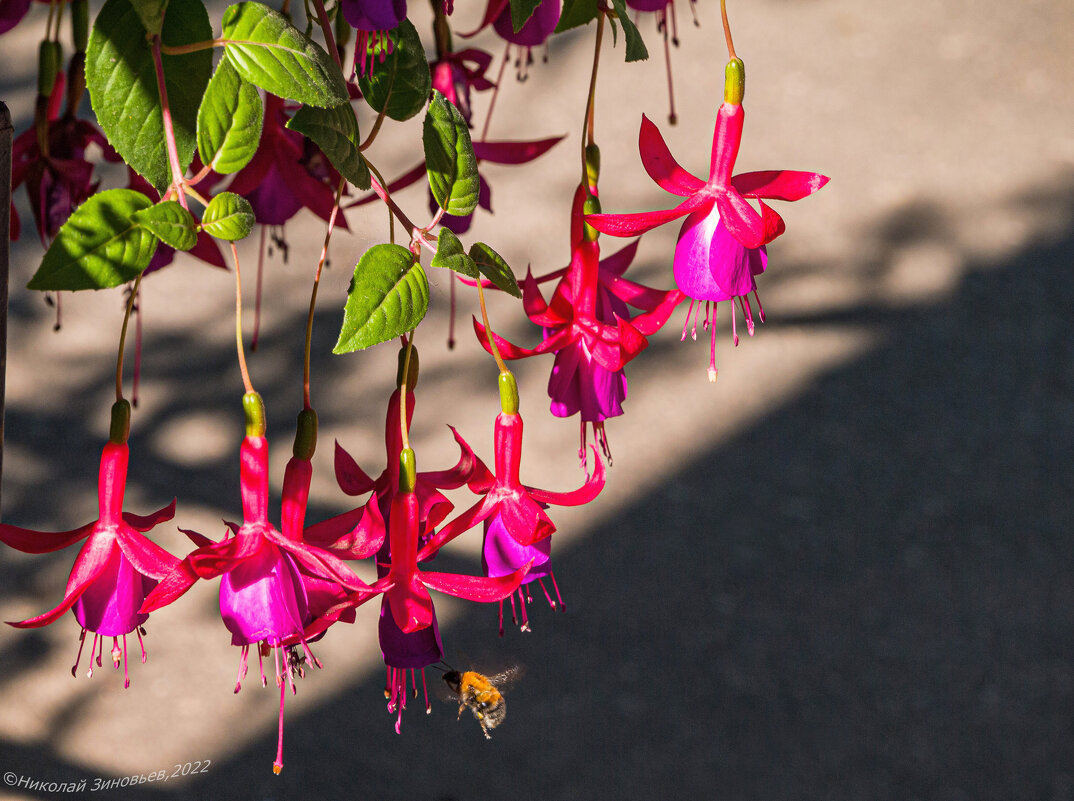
[1,0,828,775]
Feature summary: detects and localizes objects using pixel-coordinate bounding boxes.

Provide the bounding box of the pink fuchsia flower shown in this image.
[491,0,561,47]
[586,61,828,379]
[341,0,406,75]
[475,182,682,462]
[0,402,177,687]
[430,48,496,127]
[419,373,604,632]
[142,396,373,774]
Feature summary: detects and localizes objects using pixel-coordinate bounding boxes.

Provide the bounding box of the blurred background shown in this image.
[1,0,1073,799]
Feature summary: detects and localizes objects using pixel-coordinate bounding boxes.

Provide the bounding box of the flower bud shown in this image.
[242,392,266,437]
[109,400,131,444]
[38,41,63,98]
[399,448,417,493]
[582,193,602,242]
[585,143,601,188]
[292,408,318,460]
[724,57,745,106]
[397,343,419,392]
[72,0,90,53]
[498,371,519,415]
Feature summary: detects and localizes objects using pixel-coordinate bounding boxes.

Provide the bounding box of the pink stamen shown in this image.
[703,301,711,330]
[111,637,121,668]
[299,637,322,670]
[235,644,249,693]
[595,422,613,466]
[578,420,588,469]
[258,645,267,687]
[136,627,147,664]
[273,645,285,775]
[71,629,87,678]
[708,302,719,383]
[87,633,99,678]
[509,592,518,627]
[498,600,505,637]
[537,578,556,609]
[681,299,696,341]
[739,295,755,336]
[122,636,130,689]
[730,299,739,346]
[550,571,566,610]
[422,670,431,714]
[384,667,392,700]
[518,588,531,632]
[753,290,766,323]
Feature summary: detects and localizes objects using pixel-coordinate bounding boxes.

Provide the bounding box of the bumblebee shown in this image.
[442,666,522,739]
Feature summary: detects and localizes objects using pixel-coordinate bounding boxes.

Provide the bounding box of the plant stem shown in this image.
[720,0,737,60]
[231,243,255,395]
[303,177,345,410]
[151,36,189,211]
[115,274,143,402]
[309,0,342,71]
[476,281,508,375]
[159,39,221,56]
[399,334,413,450]
[480,43,511,144]
[581,11,605,187]
[359,107,388,151]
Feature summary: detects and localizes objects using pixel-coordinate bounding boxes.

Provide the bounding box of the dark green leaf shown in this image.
[197,56,263,174]
[430,228,478,278]
[130,0,169,35]
[423,91,479,217]
[469,242,520,298]
[334,244,429,353]
[28,190,159,291]
[86,0,213,192]
[608,0,648,62]
[133,200,198,250]
[201,192,255,240]
[287,103,370,190]
[356,20,431,122]
[555,0,598,33]
[221,1,348,107]
[509,0,542,32]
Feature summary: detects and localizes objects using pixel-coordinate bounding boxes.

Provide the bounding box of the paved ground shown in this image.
[1,0,1073,799]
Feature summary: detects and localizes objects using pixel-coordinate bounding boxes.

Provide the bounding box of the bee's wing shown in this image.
[488,664,524,692]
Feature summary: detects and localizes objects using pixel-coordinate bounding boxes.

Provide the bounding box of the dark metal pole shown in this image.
[0,101,11,520]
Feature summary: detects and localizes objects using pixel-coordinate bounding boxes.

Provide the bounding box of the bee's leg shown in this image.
[482,722,492,740]
[457,703,465,720]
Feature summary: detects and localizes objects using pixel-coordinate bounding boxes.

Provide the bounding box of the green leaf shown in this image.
[608,0,648,62]
[469,242,520,298]
[86,0,213,192]
[201,192,255,240]
[509,0,542,32]
[423,91,479,217]
[286,103,371,190]
[197,56,263,174]
[130,0,169,35]
[28,190,159,291]
[334,244,429,353]
[356,20,431,122]
[555,0,598,33]
[221,1,348,107]
[133,201,198,250]
[430,228,478,278]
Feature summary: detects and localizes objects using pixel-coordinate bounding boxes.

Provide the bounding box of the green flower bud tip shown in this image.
[397,344,419,392]
[38,41,62,97]
[498,371,519,415]
[72,0,90,52]
[242,392,266,438]
[724,58,745,105]
[292,408,318,460]
[109,399,131,444]
[583,194,602,242]
[585,143,601,187]
[399,448,417,493]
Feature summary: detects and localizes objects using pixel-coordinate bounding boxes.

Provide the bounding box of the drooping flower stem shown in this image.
[114,274,143,403]
[720,0,737,60]
[479,43,511,144]
[303,177,346,411]
[365,161,397,243]
[150,36,189,211]
[475,281,509,375]
[309,0,342,70]
[231,243,255,395]
[399,334,414,450]
[580,11,606,187]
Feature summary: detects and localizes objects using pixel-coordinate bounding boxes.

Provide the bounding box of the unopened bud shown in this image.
[109,400,131,444]
[498,371,519,414]
[72,0,90,52]
[292,408,318,460]
[724,57,745,105]
[397,344,419,391]
[582,194,602,242]
[242,392,266,437]
[38,41,62,98]
[585,143,601,188]
[399,448,417,493]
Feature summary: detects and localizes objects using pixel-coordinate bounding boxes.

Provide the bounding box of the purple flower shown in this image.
[340,0,406,31]
[0,0,31,35]
[491,0,561,48]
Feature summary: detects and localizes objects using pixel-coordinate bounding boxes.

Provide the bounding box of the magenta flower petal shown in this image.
[472,136,566,164]
[340,0,407,31]
[0,0,31,35]
[674,209,766,300]
[482,512,551,580]
[0,521,94,554]
[732,169,831,201]
[639,114,705,197]
[333,440,377,496]
[492,0,561,46]
[219,543,308,647]
[72,546,154,636]
[527,445,606,506]
[421,562,530,602]
[586,193,708,237]
[121,499,178,532]
[115,524,180,580]
[378,597,443,669]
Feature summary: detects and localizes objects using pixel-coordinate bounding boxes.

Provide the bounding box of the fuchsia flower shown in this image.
[419,374,604,632]
[586,64,828,379]
[142,399,374,774]
[475,182,682,461]
[463,0,561,76]
[341,0,406,75]
[430,48,496,127]
[0,0,32,36]
[0,403,177,688]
